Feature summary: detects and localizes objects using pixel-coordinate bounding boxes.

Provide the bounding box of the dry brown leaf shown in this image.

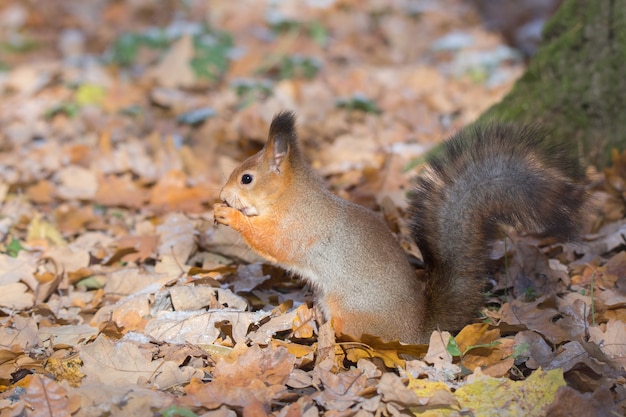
[499,296,585,344]
[54,205,106,235]
[0,252,38,289]
[232,263,271,293]
[455,324,515,376]
[588,319,626,370]
[248,308,300,345]
[0,315,39,350]
[45,245,90,275]
[94,174,149,208]
[169,285,216,311]
[148,34,197,88]
[545,340,615,378]
[0,282,34,310]
[26,180,55,204]
[543,385,618,417]
[55,165,98,200]
[513,330,556,369]
[104,267,165,296]
[72,381,175,416]
[149,170,214,213]
[38,324,98,348]
[24,374,72,417]
[150,360,204,390]
[6,62,60,95]
[114,234,159,263]
[184,344,294,409]
[155,212,196,275]
[144,310,268,345]
[312,358,368,411]
[80,335,163,385]
[423,330,459,373]
[91,290,151,331]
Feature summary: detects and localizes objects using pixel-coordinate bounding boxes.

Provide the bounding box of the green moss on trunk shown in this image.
[478,0,626,168]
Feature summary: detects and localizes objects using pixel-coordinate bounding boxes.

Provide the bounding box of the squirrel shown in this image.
[213,111,586,344]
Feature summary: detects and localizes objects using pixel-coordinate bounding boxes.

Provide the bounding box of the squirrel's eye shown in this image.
[241,173,253,184]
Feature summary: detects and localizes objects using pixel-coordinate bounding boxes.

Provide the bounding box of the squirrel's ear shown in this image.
[266,111,297,174]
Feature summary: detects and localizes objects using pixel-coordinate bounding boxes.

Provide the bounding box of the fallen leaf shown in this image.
[232,263,271,293]
[150,360,204,390]
[39,324,99,347]
[72,381,175,416]
[80,335,163,385]
[55,165,98,200]
[26,180,55,204]
[455,368,566,416]
[0,282,34,310]
[27,215,67,247]
[0,315,40,350]
[588,319,626,370]
[312,358,368,411]
[45,245,90,275]
[184,344,294,409]
[406,376,457,407]
[44,356,84,387]
[113,234,159,263]
[104,267,165,296]
[0,252,38,289]
[342,334,428,368]
[94,174,149,208]
[454,324,515,376]
[144,310,268,344]
[543,385,618,417]
[292,303,315,339]
[149,34,198,88]
[499,296,585,344]
[378,372,430,407]
[24,374,72,417]
[154,212,196,275]
[423,330,456,371]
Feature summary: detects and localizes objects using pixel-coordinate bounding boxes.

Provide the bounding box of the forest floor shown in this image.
[0,0,624,416]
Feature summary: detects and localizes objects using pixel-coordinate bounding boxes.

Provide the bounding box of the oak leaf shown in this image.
[80,335,163,385]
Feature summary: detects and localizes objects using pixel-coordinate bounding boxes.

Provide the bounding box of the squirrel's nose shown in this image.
[218,189,230,207]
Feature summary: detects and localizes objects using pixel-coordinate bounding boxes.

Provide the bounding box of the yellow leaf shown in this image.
[341,334,428,368]
[27,215,66,246]
[271,340,316,358]
[454,368,565,417]
[75,84,106,106]
[45,356,84,387]
[453,323,514,376]
[455,323,499,353]
[408,377,452,397]
[292,304,315,339]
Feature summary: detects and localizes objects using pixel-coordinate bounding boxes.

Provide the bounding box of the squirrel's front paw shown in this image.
[213,203,240,227]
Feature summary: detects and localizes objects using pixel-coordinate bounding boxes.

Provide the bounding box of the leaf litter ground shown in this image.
[0,0,624,416]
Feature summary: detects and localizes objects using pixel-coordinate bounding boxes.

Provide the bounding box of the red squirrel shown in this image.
[213,111,586,344]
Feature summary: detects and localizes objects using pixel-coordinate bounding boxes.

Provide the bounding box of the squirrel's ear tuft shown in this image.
[269,111,297,139]
[267,111,297,173]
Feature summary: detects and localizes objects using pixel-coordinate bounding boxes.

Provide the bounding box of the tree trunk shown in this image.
[478,0,626,168]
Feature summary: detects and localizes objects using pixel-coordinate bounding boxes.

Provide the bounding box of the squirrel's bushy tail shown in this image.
[409,124,587,332]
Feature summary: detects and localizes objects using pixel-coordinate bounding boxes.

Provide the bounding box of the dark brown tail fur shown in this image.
[408,124,587,332]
